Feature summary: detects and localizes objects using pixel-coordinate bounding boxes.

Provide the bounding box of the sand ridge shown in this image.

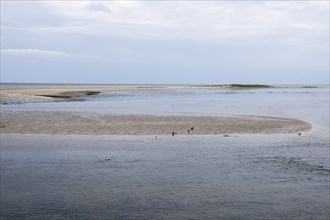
[0,111,311,135]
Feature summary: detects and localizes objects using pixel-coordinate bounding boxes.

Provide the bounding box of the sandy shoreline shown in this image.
[0,85,193,102]
[0,111,311,135]
[0,85,321,102]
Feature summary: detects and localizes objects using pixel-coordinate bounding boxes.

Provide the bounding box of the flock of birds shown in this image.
[172,127,194,136]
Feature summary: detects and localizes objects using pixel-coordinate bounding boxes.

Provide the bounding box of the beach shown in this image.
[2,1,329,219]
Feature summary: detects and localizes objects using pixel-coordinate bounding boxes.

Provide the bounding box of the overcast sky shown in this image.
[1,1,329,84]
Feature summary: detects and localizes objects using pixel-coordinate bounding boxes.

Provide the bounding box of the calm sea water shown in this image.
[1,85,329,219]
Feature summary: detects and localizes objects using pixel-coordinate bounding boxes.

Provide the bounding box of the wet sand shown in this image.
[0,111,311,135]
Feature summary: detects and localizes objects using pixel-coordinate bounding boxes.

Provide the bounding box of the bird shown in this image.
[105,157,110,161]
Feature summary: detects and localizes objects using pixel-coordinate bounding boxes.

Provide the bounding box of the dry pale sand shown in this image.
[0,111,311,135]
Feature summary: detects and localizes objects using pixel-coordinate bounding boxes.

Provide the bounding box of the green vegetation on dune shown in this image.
[228,84,272,88]
[196,84,272,89]
[190,84,319,89]
[301,86,318,88]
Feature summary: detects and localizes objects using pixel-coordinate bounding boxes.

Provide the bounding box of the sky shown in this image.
[1,1,329,84]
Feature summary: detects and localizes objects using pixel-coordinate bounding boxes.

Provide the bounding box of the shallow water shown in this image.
[1,134,329,220]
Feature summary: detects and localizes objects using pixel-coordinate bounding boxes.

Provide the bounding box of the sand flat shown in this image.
[0,111,311,135]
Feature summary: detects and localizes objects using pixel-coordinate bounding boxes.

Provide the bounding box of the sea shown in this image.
[1,84,329,219]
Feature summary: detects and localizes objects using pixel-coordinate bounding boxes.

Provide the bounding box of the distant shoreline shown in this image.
[0,84,324,103]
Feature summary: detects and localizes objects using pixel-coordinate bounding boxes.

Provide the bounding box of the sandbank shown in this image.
[0,111,311,135]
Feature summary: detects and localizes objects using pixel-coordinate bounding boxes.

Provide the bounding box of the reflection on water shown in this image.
[1,134,329,220]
